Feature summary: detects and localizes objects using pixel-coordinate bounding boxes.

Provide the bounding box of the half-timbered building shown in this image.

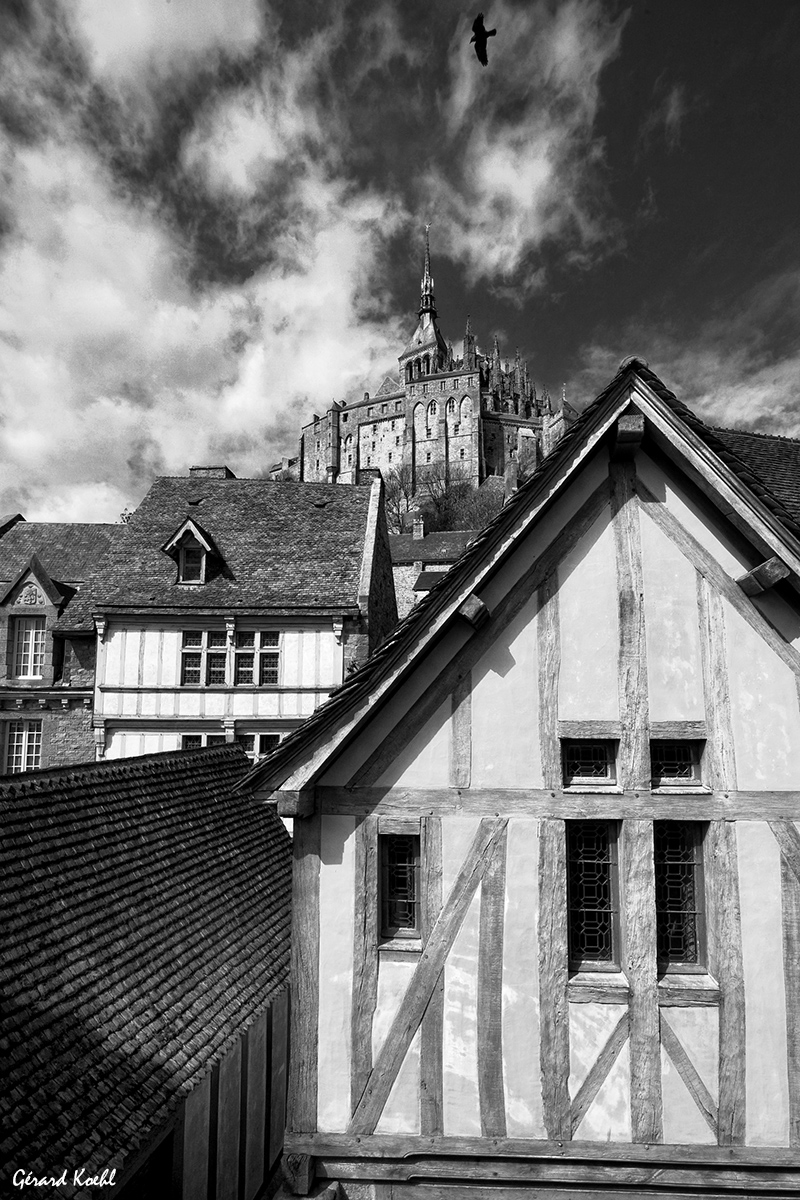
[246,359,800,1198]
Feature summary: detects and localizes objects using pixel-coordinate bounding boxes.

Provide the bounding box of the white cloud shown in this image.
[425,0,627,290]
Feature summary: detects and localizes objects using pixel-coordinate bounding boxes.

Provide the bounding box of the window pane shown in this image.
[567,821,618,966]
[236,734,255,755]
[181,546,204,581]
[207,631,227,649]
[563,741,614,785]
[654,821,701,964]
[258,733,281,754]
[235,655,254,685]
[260,632,280,648]
[15,617,46,677]
[182,735,203,749]
[182,631,202,648]
[6,720,42,773]
[259,653,279,686]
[206,653,227,685]
[181,653,202,685]
[236,632,256,649]
[380,835,420,936]
[206,735,226,745]
[651,741,700,784]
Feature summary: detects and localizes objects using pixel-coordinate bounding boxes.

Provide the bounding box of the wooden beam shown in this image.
[420,816,444,1135]
[705,820,746,1144]
[350,815,379,1116]
[611,412,645,461]
[458,592,490,629]
[610,461,650,790]
[348,818,509,1135]
[736,555,791,596]
[317,785,800,820]
[538,818,570,1140]
[770,819,800,891]
[288,815,321,1134]
[697,572,738,791]
[477,820,508,1137]
[781,856,800,1146]
[621,819,662,1143]
[660,1011,718,1136]
[558,719,708,740]
[570,1011,630,1136]
[638,477,800,681]
[277,789,315,818]
[449,672,472,789]
[538,576,561,790]
[349,478,612,788]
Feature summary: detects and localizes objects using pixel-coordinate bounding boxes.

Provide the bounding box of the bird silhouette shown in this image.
[471,12,496,66]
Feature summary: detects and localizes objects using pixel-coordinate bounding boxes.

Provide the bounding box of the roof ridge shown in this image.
[0,743,247,795]
[711,424,800,446]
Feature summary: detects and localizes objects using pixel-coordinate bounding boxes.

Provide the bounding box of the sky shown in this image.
[1,0,799,521]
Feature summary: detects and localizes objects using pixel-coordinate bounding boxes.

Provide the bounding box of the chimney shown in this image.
[504,458,519,502]
[413,514,425,540]
[189,466,236,479]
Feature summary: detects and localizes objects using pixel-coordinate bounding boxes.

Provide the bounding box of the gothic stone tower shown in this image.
[297,231,570,491]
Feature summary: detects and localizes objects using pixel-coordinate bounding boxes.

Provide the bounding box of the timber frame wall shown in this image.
[280,433,800,1198]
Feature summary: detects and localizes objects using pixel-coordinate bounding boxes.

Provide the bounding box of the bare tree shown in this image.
[383,462,416,534]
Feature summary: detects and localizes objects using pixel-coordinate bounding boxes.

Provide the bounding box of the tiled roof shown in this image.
[0,522,121,587]
[710,427,800,527]
[390,530,477,564]
[414,569,449,591]
[58,478,376,630]
[242,359,800,791]
[1,744,291,1183]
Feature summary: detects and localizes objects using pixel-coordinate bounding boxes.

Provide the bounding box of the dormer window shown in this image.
[179,536,206,583]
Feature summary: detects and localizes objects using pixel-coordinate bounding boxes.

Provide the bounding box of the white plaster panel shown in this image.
[568,1004,628,1097]
[103,732,123,759]
[139,692,158,717]
[752,590,800,654]
[379,701,450,788]
[558,509,619,721]
[502,818,545,1137]
[636,453,751,579]
[660,1044,716,1144]
[160,631,180,688]
[317,815,356,1132]
[574,1041,631,1141]
[319,632,338,686]
[141,632,162,687]
[204,693,226,718]
[373,959,420,1134]
[479,449,610,614]
[122,630,141,687]
[177,693,203,718]
[141,732,164,755]
[103,630,123,687]
[640,513,704,720]
[726,601,800,788]
[282,631,301,688]
[664,1007,719,1102]
[119,694,138,716]
[442,818,481,1136]
[300,631,318,689]
[737,821,790,1145]
[471,595,541,788]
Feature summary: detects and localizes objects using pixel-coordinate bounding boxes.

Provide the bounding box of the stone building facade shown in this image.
[286,233,574,492]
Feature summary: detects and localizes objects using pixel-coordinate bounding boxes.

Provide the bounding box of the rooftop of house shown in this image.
[1,744,291,1182]
[241,359,800,790]
[0,520,122,588]
[390,529,477,565]
[57,475,380,630]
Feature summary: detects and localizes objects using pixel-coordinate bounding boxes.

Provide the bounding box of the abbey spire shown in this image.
[418,223,437,318]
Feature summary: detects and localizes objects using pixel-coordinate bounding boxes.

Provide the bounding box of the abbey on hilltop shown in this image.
[275,231,574,489]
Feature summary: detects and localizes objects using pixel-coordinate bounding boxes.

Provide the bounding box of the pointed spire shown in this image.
[463,313,476,370]
[419,223,437,318]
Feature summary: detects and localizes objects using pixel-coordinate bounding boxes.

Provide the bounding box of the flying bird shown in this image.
[470,12,496,66]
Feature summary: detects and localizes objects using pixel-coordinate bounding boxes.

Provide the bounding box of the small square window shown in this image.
[181,734,203,749]
[380,834,420,938]
[562,740,616,787]
[651,740,702,787]
[258,733,281,754]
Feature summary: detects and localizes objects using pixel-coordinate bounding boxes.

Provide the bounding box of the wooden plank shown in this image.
[568,979,631,1004]
[660,1011,718,1136]
[638,477,800,681]
[705,820,746,1145]
[288,816,321,1134]
[570,1011,630,1136]
[277,789,315,817]
[387,1189,795,1200]
[558,719,621,739]
[477,820,508,1137]
[216,1036,242,1200]
[269,989,289,1168]
[538,818,570,1140]
[696,574,738,791]
[449,671,472,789]
[420,815,444,1135]
[244,1010,267,1200]
[610,461,650,791]
[736,554,790,596]
[621,819,662,1142]
[286,1129,800,1167]
[350,479,612,788]
[657,984,720,1007]
[538,576,561,789]
[351,815,379,1116]
[318,785,800,820]
[348,818,508,1135]
[770,819,800,890]
[182,1070,211,1200]
[781,856,800,1146]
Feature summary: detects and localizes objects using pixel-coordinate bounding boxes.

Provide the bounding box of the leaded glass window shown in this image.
[562,740,616,787]
[180,630,227,686]
[654,821,704,966]
[380,834,420,938]
[14,617,46,678]
[651,741,702,787]
[234,631,281,687]
[567,821,619,969]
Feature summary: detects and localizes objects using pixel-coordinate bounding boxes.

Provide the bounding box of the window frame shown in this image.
[13,616,47,679]
[566,820,621,973]
[379,832,422,941]
[650,739,705,790]
[654,820,707,974]
[178,535,207,584]
[5,719,43,773]
[235,731,283,761]
[561,739,617,789]
[180,732,227,750]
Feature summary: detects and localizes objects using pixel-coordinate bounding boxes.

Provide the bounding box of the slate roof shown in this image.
[242,359,800,791]
[0,522,121,587]
[58,477,376,631]
[1,744,291,1185]
[390,530,477,565]
[711,427,800,527]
